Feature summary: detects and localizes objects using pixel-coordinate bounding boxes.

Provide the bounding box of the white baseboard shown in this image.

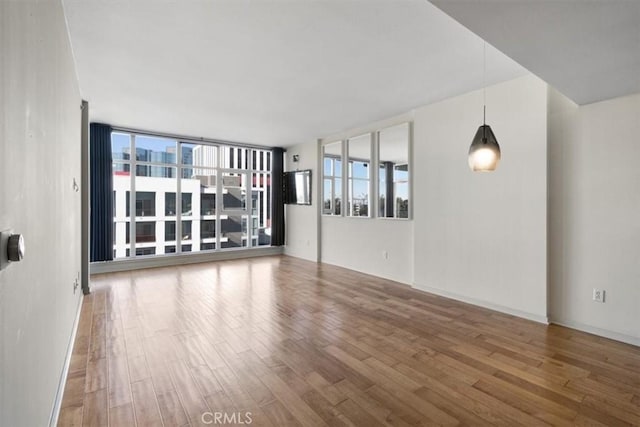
[412,282,549,325]
[283,248,318,263]
[49,294,83,427]
[550,318,640,347]
[91,246,283,274]
[320,259,412,287]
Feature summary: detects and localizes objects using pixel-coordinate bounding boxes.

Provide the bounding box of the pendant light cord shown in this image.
[483,41,486,125]
[482,41,487,139]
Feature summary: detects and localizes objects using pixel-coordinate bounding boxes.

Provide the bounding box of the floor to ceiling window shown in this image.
[112,132,272,259]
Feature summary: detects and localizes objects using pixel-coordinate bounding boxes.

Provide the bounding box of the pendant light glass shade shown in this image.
[468,124,500,172]
[469,41,501,172]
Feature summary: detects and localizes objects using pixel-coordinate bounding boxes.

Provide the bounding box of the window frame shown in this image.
[377,122,412,221]
[322,141,343,216]
[111,132,274,259]
[346,133,372,218]
[320,121,412,221]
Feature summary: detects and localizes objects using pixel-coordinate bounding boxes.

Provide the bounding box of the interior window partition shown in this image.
[378,123,410,219]
[322,141,342,215]
[347,134,371,217]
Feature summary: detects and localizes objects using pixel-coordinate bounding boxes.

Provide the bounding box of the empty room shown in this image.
[2,0,640,426]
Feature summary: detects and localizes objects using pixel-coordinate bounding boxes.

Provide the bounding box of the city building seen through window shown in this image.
[112,132,272,258]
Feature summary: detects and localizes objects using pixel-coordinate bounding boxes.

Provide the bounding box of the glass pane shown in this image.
[348,134,370,217]
[252,173,271,246]
[135,165,176,178]
[378,164,387,217]
[323,179,332,214]
[221,146,248,170]
[184,143,218,169]
[130,168,176,255]
[135,135,177,163]
[323,158,332,176]
[252,149,272,172]
[323,141,342,215]
[128,167,177,255]
[379,123,410,219]
[351,180,369,217]
[334,178,342,215]
[221,215,248,249]
[112,133,131,161]
[222,173,247,210]
[113,162,130,175]
[396,182,409,218]
[183,170,215,254]
[113,154,132,258]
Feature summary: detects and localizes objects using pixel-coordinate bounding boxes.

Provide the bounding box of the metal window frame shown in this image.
[111,129,274,260]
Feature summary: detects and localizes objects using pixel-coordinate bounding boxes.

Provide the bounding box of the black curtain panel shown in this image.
[90,123,114,262]
[271,147,285,246]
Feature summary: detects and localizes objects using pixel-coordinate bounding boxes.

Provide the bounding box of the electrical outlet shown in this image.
[593,288,605,303]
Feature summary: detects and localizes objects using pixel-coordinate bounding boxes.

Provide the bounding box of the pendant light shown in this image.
[468,42,500,172]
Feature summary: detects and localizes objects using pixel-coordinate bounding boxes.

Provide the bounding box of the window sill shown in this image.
[90,246,283,275]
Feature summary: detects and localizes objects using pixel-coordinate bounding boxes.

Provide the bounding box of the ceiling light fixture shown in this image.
[468,42,501,172]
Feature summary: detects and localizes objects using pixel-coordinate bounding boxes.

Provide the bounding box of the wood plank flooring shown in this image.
[58,255,640,426]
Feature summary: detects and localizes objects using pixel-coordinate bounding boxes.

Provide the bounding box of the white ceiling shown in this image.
[429,0,640,106]
[63,0,526,147]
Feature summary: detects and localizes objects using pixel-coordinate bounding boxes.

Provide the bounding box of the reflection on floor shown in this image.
[58,255,640,426]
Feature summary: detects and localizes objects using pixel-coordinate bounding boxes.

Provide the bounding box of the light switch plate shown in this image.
[0,229,11,271]
[593,288,605,303]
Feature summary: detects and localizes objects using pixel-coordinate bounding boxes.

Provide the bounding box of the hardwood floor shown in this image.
[58,255,640,426]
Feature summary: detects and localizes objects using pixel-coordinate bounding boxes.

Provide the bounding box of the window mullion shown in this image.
[247,149,253,249]
[177,142,183,254]
[130,134,136,257]
[215,145,222,251]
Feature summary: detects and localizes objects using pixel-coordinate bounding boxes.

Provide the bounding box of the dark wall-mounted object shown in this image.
[284,170,312,205]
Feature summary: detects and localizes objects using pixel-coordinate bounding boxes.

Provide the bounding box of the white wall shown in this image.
[413,75,548,322]
[322,217,414,284]
[285,75,640,344]
[301,76,547,298]
[284,141,320,262]
[0,1,83,426]
[548,88,640,344]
